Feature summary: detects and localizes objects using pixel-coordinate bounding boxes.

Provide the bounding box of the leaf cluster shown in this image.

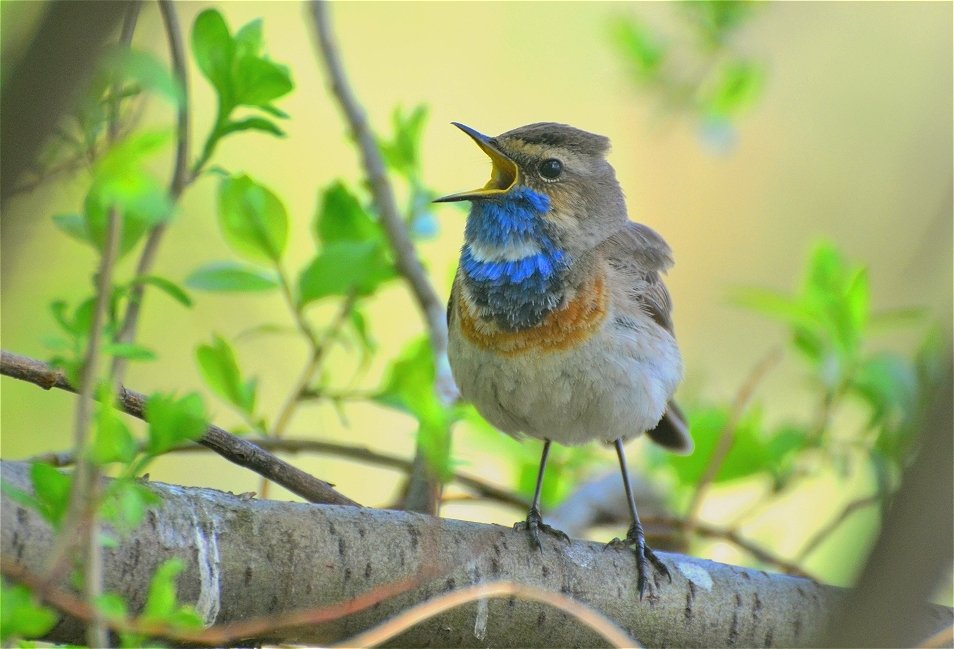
[610,2,764,149]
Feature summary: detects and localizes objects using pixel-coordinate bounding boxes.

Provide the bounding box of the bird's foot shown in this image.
[513,506,570,550]
[605,522,671,599]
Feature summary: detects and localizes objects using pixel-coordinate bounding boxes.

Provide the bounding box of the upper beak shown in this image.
[434,122,519,203]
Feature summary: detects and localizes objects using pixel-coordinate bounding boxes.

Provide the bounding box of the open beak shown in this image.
[434,122,519,203]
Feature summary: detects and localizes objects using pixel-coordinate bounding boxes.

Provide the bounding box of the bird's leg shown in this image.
[606,438,672,599]
[514,439,570,549]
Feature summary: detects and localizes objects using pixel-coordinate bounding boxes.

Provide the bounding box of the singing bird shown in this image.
[436,122,692,597]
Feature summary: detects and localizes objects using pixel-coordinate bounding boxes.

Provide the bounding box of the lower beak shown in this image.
[434,122,519,203]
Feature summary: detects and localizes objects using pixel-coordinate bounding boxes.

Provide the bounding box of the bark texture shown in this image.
[1,460,950,647]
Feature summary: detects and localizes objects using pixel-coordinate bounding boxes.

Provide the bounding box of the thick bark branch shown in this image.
[2,460,949,647]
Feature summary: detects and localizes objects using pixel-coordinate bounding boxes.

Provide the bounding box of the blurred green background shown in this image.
[2,1,951,594]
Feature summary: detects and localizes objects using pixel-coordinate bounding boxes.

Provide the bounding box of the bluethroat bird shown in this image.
[436,122,692,598]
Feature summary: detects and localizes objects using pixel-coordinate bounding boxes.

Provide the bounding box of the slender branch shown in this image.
[269,286,356,440]
[796,494,880,562]
[34,435,529,510]
[308,1,453,400]
[684,347,783,530]
[1,350,359,507]
[333,582,639,649]
[110,0,192,382]
[63,204,121,648]
[310,0,456,514]
[260,287,357,498]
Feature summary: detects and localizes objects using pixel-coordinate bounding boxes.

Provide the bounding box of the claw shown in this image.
[608,522,671,599]
[513,506,570,550]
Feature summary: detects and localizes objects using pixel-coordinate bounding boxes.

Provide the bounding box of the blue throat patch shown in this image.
[460,187,569,330]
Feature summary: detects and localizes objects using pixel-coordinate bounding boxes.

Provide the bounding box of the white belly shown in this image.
[449,316,682,446]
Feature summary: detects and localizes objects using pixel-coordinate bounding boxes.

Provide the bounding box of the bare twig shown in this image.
[1,350,359,507]
[34,435,529,510]
[334,582,640,649]
[796,494,880,562]
[110,0,192,382]
[684,347,783,530]
[261,288,358,498]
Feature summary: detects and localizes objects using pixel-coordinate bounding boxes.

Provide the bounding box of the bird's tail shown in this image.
[646,401,693,454]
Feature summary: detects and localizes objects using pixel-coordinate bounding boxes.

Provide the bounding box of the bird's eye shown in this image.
[538,158,563,181]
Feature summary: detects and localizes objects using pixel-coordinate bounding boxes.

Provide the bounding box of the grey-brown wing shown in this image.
[601,222,692,453]
[600,221,676,334]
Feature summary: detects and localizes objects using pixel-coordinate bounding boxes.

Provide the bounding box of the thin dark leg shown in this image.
[514,439,569,549]
[611,438,671,599]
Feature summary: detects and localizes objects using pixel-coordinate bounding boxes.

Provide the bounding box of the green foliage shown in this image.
[145,392,208,455]
[610,3,764,148]
[120,559,203,647]
[100,481,161,533]
[299,180,397,305]
[29,462,73,529]
[298,241,396,305]
[187,261,281,292]
[217,174,289,264]
[196,335,258,421]
[651,241,938,515]
[191,9,293,173]
[90,397,138,464]
[377,105,439,237]
[375,338,459,481]
[0,583,57,643]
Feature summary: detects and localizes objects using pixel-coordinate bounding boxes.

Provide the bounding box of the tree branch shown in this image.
[110,0,192,382]
[4,459,948,647]
[309,0,456,514]
[307,1,453,402]
[0,350,358,507]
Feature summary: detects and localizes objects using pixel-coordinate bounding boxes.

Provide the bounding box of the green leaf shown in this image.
[94,592,128,623]
[379,105,428,176]
[85,130,175,257]
[375,338,453,480]
[101,480,160,530]
[52,213,91,244]
[192,9,234,102]
[145,392,208,455]
[852,353,918,426]
[186,261,281,292]
[702,59,764,119]
[217,174,288,263]
[611,16,665,81]
[195,336,255,413]
[130,275,194,307]
[103,47,184,106]
[233,58,293,107]
[90,402,137,465]
[142,558,185,620]
[1,583,57,642]
[298,241,395,306]
[349,307,376,352]
[102,342,157,362]
[29,462,72,528]
[218,116,285,138]
[313,181,380,244]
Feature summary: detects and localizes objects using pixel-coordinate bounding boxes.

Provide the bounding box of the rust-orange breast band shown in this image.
[457,271,608,356]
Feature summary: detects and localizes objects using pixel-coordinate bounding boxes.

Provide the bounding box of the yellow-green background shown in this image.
[2,2,951,592]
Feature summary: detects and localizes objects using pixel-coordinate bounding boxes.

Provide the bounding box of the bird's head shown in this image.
[436,122,627,256]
